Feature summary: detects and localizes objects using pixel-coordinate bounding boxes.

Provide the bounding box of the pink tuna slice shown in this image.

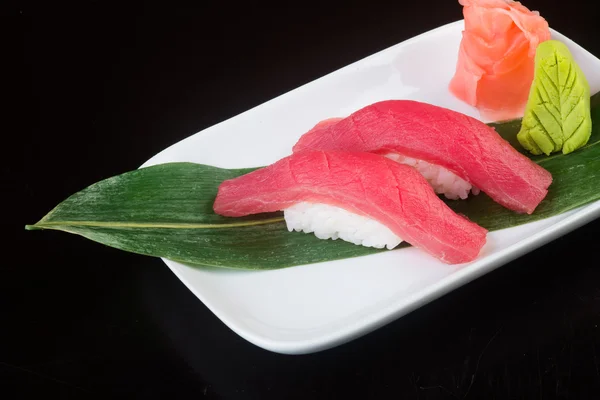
[213,150,488,264]
[292,100,552,214]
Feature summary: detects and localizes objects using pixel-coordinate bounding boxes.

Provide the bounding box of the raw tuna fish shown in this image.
[214,150,488,264]
[292,100,552,214]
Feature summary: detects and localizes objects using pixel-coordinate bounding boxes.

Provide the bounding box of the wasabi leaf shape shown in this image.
[517,40,592,155]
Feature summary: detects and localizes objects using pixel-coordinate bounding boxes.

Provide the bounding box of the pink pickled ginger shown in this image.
[449,0,551,121]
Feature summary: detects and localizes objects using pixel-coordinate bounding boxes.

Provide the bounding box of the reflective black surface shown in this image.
[9,1,600,398]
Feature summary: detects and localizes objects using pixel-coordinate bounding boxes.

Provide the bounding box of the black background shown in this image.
[7,0,600,398]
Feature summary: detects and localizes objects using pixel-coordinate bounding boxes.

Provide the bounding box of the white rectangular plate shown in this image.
[141,20,600,355]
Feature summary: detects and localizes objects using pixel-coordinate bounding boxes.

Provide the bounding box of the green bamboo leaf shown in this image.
[25,162,394,269]
[26,93,600,269]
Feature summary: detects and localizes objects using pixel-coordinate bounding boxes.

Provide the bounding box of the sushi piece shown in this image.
[213,150,488,264]
[292,100,552,214]
[449,0,551,121]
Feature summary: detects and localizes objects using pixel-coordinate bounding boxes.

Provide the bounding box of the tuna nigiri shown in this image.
[449,0,551,121]
[292,100,552,214]
[213,150,488,264]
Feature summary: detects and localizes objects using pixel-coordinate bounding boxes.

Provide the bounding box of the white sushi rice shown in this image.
[383,152,480,200]
[284,202,403,250]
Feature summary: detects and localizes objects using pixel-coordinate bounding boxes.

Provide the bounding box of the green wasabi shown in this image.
[517,40,592,155]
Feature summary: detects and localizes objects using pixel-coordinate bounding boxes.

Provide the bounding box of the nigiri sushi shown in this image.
[292,100,552,214]
[213,150,488,264]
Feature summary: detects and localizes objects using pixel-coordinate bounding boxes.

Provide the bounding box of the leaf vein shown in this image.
[31,218,285,230]
[539,66,560,95]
